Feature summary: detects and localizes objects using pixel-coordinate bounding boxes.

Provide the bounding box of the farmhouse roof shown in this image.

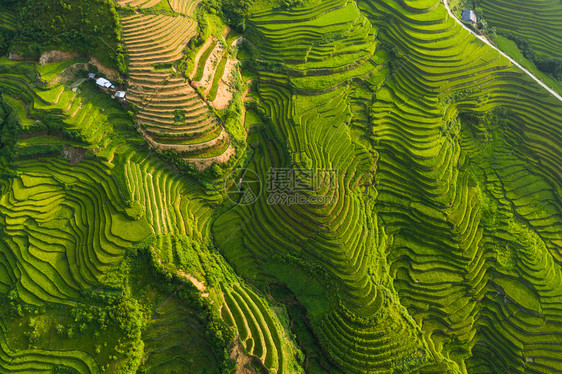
[88,73,96,79]
[96,77,114,89]
[462,10,477,23]
[114,91,126,99]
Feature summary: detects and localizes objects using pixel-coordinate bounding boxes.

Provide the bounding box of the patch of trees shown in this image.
[474,13,497,41]
[0,29,15,56]
[200,0,255,31]
[459,107,513,143]
[4,289,44,319]
[0,94,20,160]
[0,0,22,7]
[500,33,562,80]
[8,0,127,73]
[0,59,37,80]
[280,0,303,8]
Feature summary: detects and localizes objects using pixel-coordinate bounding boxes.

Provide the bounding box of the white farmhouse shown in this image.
[96,77,114,89]
[462,10,477,24]
[113,91,126,101]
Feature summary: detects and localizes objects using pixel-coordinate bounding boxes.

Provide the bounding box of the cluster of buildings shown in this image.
[88,73,127,102]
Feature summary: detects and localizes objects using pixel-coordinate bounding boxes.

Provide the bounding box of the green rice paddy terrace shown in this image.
[0,0,560,373]
[479,0,562,59]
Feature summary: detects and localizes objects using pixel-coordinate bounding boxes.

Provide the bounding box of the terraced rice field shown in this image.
[0,7,17,31]
[0,72,159,368]
[0,54,300,372]
[0,317,98,374]
[123,150,216,237]
[0,67,153,306]
[0,158,151,305]
[0,50,303,371]
[213,0,562,372]
[140,294,219,372]
[479,0,562,58]
[216,2,429,372]
[1,0,561,372]
[169,0,201,16]
[221,283,288,372]
[0,59,138,157]
[119,2,233,168]
[119,0,160,7]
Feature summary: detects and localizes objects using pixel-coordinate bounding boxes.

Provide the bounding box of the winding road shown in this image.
[443,0,562,103]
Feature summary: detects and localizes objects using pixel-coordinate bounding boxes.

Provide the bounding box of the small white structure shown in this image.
[462,10,477,24]
[88,73,96,79]
[113,91,126,100]
[96,77,114,89]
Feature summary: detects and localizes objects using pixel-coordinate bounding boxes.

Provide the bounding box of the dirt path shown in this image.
[88,57,119,81]
[211,37,244,110]
[39,50,80,65]
[442,0,562,102]
[177,269,209,297]
[151,247,209,297]
[211,58,237,109]
[230,340,260,374]
[222,26,231,39]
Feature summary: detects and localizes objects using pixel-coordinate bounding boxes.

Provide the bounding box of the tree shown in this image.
[55,324,65,336]
[0,0,22,8]
[221,0,255,31]
[0,96,19,159]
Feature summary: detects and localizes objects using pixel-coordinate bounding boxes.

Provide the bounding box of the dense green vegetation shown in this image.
[0,0,561,373]
[201,0,255,31]
[0,95,18,159]
[0,7,16,56]
[0,7,299,368]
[2,0,126,72]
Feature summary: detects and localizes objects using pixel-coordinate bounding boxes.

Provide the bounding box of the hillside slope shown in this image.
[0,0,560,373]
[479,0,562,59]
[0,56,301,373]
[117,0,235,170]
[215,0,562,372]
